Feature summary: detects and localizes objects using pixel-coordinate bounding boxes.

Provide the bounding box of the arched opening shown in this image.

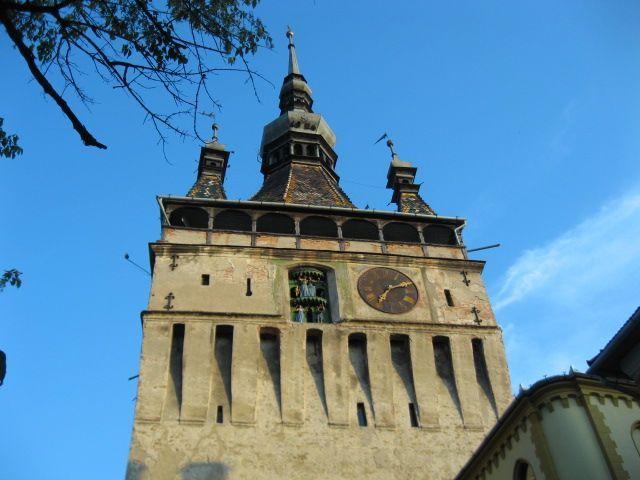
[259,327,281,416]
[423,225,457,245]
[513,460,537,480]
[342,219,379,240]
[472,338,498,418]
[348,333,372,427]
[293,143,303,155]
[213,210,252,232]
[390,334,419,427]
[306,144,317,157]
[382,222,420,243]
[256,213,295,234]
[168,207,208,228]
[300,216,338,238]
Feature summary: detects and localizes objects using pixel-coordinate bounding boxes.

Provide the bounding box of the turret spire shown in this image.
[187,122,230,199]
[278,27,314,114]
[286,26,301,75]
[384,138,435,215]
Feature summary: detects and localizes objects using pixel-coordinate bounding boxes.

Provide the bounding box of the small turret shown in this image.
[385,138,435,215]
[187,123,231,199]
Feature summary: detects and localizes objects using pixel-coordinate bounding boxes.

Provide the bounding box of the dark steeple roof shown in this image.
[250,28,354,208]
[385,139,435,215]
[187,124,230,199]
[278,27,313,114]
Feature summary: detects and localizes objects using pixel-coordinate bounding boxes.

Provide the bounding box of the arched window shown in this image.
[213,210,252,232]
[382,222,420,243]
[342,219,379,240]
[293,143,303,155]
[423,225,457,245]
[289,267,332,323]
[513,460,536,480]
[300,216,338,238]
[306,144,317,157]
[256,213,295,234]
[168,207,208,228]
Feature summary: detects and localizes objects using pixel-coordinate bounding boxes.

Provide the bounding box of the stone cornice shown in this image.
[149,242,485,270]
[140,310,502,335]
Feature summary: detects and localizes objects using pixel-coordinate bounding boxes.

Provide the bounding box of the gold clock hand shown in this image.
[377,281,411,303]
[378,285,392,303]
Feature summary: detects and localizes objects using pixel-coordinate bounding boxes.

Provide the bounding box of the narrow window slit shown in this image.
[409,403,419,427]
[357,402,367,427]
[168,323,185,414]
[444,289,454,306]
[214,326,233,416]
[216,405,224,424]
[260,329,282,416]
[246,278,252,296]
[201,274,210,286]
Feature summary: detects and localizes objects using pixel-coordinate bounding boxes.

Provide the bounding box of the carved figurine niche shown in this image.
[289,267,331,323]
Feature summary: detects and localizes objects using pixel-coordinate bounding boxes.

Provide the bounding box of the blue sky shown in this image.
[2,1,640,478]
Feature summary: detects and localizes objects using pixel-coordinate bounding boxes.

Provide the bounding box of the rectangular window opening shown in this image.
[444,289,454,307]
[409,403,419,428]
[216,405,224,424]
[201,274,210,286]
[356,402,367,427]
[246,278,253,296]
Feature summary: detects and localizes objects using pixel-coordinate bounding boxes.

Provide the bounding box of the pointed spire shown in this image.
[251,28,354,208]
[384,138,436,215]
[286,26,300,75]
[187,122,230,199]
[279,27,314,114]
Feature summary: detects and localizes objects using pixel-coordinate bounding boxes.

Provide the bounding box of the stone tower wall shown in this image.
[127,219,512,480]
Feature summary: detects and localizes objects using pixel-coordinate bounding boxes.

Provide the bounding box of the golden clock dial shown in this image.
[357,267,418,314]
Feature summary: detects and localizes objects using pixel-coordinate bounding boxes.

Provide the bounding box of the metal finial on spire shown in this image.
[286,26,300,75]
[386,138,397,158]
[212,123,219,142]
[286,26,294,45]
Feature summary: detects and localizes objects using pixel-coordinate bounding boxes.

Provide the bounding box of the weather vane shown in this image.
[374,132,396,157]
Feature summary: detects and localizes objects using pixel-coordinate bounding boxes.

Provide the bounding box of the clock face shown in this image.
[357,267,418,314]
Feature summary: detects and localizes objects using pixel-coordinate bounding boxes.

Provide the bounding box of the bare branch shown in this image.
[0,8,107,149]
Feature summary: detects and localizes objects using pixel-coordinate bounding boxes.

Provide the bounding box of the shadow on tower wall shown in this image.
[125,461,146,480]
[126,461,231,480]
[181,462,230,480]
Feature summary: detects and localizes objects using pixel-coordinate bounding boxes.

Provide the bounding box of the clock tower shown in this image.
[126,29,512,480]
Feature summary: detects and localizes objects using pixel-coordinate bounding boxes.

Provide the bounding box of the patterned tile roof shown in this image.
[251,163,354,208]
[397,192,436,215]
[187,174,227,199]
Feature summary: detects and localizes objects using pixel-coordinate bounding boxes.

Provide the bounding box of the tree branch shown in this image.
[0,8,107,149]
[0,0,77,14]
